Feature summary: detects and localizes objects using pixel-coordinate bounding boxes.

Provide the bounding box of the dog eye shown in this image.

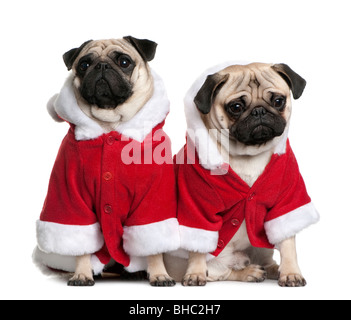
[226,101,245,117]
[79,61,90,72]
[272,96,286,110]
[117,56,132,69]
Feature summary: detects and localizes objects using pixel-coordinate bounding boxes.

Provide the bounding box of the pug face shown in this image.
[63,36,157,124]
[194,63,306,154]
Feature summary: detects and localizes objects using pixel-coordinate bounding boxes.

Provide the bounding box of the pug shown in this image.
[34,37,179,286]
[171,62,319,287]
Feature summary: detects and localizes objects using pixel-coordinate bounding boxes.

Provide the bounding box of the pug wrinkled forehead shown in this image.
[195,63,306,147]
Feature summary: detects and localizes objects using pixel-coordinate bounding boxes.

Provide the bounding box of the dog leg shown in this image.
[67,254,95,286]
[147,254,176,287]
[182,252,207,286]
[277,236,306,287]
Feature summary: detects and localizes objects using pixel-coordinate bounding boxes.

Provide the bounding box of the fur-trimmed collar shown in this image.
[184,61,289,171]
[47,70,170,142]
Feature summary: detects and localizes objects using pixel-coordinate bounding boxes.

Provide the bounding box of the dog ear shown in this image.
[272,64,307,100]
[63,40,93,71]
[194,73,230,114]
[123,36,158,62]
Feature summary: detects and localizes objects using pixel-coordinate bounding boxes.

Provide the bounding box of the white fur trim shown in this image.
[47,94,64,122]
[36,220,104,256]
[184,61,289,170]
[52,75,105,140]
[123,218,180,257]
[33,247,105,275]
[116,70,170,142]
[124,256,148,273]
[47,70,170,142]
[264,202,320,245]
[179,225,219,254]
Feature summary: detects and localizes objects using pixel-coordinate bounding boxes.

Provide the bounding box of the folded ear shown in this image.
[123,36,158,62]
[272,64,307,99]
[63,40,93,71]
[194,73,230,114]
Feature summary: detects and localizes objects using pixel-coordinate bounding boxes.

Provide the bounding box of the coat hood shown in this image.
[47,70,170,142]
[184,61,289,171]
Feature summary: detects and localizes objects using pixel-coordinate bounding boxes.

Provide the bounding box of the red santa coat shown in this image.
[175,139,319,257]
[173,62,320,258]
[34,71,180,274]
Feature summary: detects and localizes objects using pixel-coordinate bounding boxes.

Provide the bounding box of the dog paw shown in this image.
[149,274,176,287]
[67,274,95,286]
[244,265,267,283]
[278,274,307,287]
[182,273,207,286]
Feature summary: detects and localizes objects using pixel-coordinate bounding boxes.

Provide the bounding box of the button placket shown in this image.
[101,134,118,218]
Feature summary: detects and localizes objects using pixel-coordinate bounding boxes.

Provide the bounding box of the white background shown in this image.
[1,0,350,300]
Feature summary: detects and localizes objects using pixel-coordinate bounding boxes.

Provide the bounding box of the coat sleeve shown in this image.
[264,149,320,245]
[175,147,224,254]
[122,130,180,259]
[36,135,104,256]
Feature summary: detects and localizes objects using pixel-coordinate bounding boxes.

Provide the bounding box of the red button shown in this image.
[106,136,115,145]
[248,193,256,201]
[217,239,224,249]
[104,204,113,214]
[103,172,113,181]
[231,219,240,226]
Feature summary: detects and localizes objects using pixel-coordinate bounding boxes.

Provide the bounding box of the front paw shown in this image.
[149,274,176,287]
[182,273,207,286]
[278,274,307,287]
[68,274,95,286]
[242,265,267,283]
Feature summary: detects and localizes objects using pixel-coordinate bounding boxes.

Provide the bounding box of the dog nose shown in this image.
[251,107,267,118]
[95,62,112,70]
